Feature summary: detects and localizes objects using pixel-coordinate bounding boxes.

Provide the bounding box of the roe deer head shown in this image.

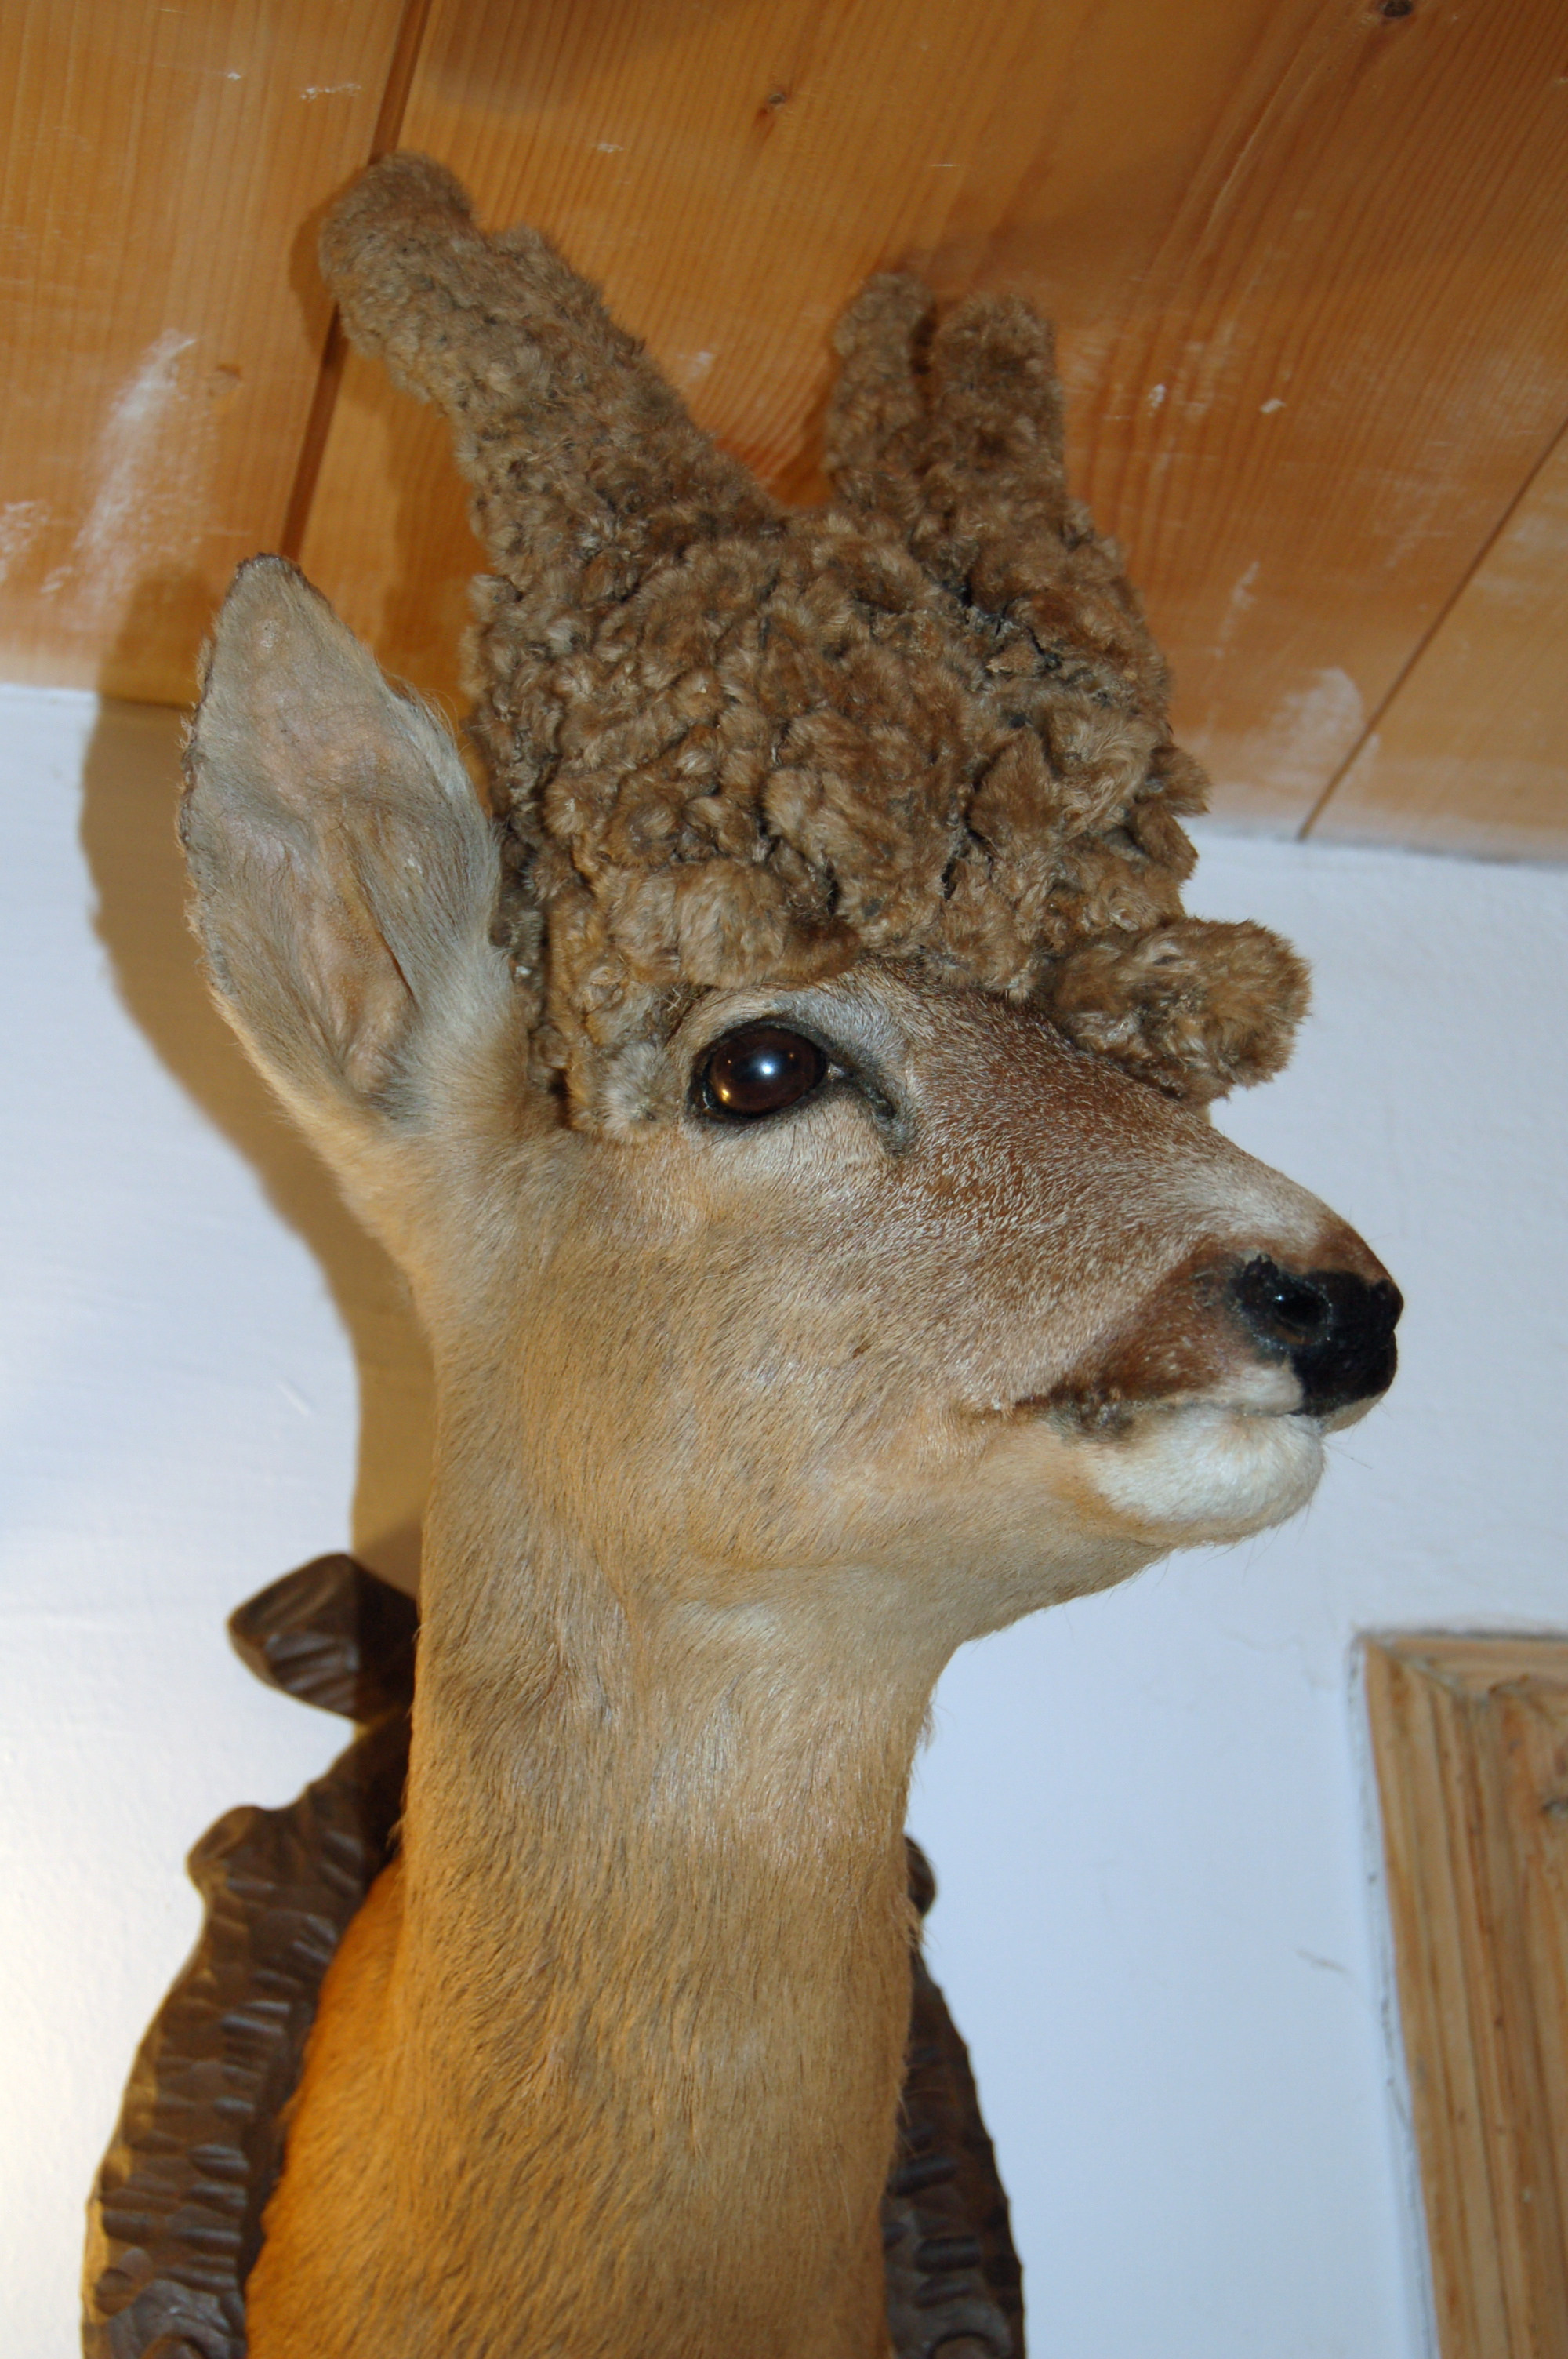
[175,154,1399,2359]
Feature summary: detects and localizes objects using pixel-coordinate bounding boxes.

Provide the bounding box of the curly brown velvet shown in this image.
[320,154,1308,1115]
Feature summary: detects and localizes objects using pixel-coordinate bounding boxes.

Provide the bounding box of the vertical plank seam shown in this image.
[278,0,436,563]
[1298,404,1568,840]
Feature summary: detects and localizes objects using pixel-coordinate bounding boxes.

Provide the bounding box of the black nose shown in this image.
[1232,1257,1402,1416]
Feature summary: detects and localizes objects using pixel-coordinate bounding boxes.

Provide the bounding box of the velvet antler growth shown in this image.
[321,154,1307,1118]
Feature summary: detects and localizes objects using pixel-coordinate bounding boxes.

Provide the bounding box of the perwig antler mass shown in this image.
[320,154,1307,1118]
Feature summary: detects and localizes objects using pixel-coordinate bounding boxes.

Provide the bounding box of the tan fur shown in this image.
[176,169,1394,2357]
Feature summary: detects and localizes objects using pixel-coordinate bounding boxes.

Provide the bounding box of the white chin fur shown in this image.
[1077,1405,1326,1541]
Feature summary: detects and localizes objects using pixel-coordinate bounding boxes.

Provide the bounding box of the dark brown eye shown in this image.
[698,1023,828,1121]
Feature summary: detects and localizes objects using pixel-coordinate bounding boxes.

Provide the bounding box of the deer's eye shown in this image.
[697,1024,828,1121]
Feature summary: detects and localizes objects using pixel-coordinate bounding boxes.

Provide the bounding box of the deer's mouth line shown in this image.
[999,1256,1401,1437]
[1012,1377,1305,1434]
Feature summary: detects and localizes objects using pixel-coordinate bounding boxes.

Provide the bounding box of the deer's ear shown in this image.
[181,558,506,1134]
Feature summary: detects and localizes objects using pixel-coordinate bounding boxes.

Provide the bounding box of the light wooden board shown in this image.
[1314,431,1568,859]
[0,0,412,702]
[296,0,1114,712]
[1365,1636,1568,2357]
[296,0,1568,827]
[5,0,1568,845]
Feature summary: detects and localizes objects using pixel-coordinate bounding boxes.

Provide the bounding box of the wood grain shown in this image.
[1044,0,1568,830]
[5,0,1568,845]
[296,0,1090,711]
[1313,431,1568,858]
[296,0,1568,828]
[0,0,411,702]
[1365,1636,1568,2357]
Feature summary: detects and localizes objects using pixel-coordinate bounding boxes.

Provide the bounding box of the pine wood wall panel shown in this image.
[0,0,412,703]
[1313,430,1568,859]
[1366,1637,1568,2357]
[296,0,1103,711]
[300,0,1334,715]
[296,0,1568,843]
[5,1,1566,848]
[1034,0,1568,834]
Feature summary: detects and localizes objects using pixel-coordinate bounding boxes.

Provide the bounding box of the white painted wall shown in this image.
[2,682,1563,2358]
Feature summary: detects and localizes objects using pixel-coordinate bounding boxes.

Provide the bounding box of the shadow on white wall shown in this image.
[77,594,432,1590]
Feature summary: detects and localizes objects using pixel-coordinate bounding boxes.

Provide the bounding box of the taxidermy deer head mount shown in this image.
[179,154,1399,2359]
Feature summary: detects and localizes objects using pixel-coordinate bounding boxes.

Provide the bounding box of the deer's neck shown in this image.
[387,1507,938,2359]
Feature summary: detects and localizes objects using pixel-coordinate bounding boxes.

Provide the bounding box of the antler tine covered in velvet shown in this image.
[319,154,779,634]
[307,157,1308,1116]
[824,287,1071,576]
[822,273,936,533]
[909,294,1070,590]
[822,285,1162,701]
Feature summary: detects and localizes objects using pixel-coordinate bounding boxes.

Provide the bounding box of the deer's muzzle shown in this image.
[1030,1235,1401,1431]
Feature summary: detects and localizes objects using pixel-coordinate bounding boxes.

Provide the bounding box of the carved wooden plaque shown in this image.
[1366,1635,1568,2358]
